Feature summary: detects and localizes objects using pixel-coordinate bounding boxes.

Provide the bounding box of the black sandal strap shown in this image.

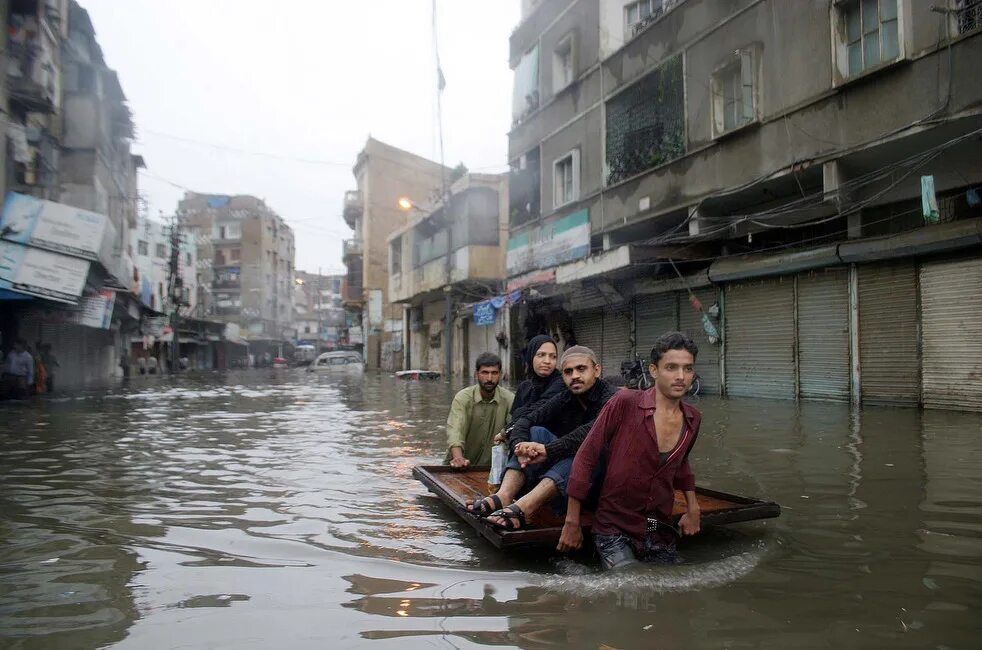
[489,504,526,531]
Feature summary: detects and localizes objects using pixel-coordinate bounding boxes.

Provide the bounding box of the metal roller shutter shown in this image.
[797,268,850,400]
[601,308,634,377]
[724,277,795,399]
[635,294,677,359]
[571,309,603,360]
[920,257,982,412]
[678,287,722,395]
[858,263,919,405]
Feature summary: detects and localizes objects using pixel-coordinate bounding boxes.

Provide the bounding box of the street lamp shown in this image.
[397,197,415,212]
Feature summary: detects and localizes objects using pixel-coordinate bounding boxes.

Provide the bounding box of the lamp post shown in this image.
[399,195,454,378]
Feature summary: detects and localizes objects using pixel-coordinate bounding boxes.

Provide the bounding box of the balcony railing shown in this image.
[342,238,363,261]
[6,35,59,113]
[343,190,363,229]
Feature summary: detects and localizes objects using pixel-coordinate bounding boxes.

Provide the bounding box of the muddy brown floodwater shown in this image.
[1,370,980,649]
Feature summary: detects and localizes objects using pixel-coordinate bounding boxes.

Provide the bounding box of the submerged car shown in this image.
[309,351,364,373]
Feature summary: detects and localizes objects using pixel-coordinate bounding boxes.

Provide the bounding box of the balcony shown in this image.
[343,190,363,229]
[390,244,505,303]
[6,31,59,113]
[342,277,364,308]
[342,238,363,262]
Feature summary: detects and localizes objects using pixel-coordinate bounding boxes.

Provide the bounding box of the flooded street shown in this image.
[1,372,980,649]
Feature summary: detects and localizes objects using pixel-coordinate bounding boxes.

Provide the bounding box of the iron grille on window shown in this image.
[605,56,685,185]
[957,0,982,34]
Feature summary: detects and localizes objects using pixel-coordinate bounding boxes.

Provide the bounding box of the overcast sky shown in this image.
[83,1,519,274]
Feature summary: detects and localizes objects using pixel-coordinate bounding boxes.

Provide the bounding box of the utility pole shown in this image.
[166,216,185,373]
[317,267,323,350]
[433,0,454,379]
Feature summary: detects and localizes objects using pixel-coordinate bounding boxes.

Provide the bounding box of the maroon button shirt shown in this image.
[567,388,702,542]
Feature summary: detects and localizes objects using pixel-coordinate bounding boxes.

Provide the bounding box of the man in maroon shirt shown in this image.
[559,331,702,569]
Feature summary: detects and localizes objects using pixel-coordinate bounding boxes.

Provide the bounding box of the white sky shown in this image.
[83,1,519,274]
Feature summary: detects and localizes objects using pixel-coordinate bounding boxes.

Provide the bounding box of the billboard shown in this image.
[1,192,111,262]
[506,208,590,275]
[0,240,90,304]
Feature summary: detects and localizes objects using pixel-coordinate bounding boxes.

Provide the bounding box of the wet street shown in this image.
[1,371,980,649]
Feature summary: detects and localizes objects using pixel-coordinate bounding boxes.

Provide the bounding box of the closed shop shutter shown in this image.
[572,309,603,359]
[635,294,677,359]
[797,268,850,400]
[678,287,722,395]
[601,308,633,376]
[920,257,982,412]
[724,277,795,399]
[858,262,919,405]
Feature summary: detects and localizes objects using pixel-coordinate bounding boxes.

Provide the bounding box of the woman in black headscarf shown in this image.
[510,334,563,421]
[468,334,563,516]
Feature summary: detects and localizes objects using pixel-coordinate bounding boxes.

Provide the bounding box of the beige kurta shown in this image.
[445,384,515,466]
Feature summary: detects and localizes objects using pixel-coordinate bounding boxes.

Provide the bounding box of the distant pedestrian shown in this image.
[40,344,58,393]
[2,339,34,399]
[137,356,148,375]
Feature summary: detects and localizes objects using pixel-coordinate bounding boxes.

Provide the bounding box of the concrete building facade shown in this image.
[179,193,296,348]
[388,173,510,377]
[0,0,157,392]
[342,138,450,370]
[293,270,345,350]
[507,0,982,410]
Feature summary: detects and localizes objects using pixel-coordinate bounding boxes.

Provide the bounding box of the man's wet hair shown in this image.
[475,352,502,371]
[650,331,698,365]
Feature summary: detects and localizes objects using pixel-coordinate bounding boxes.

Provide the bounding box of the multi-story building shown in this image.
[342,138,451,370]
[388,173,510,376]
[0,0,151,391]
[293,270,345,350]
[178,193,296,347]
[507,0,982,410]
[130,216,197,314]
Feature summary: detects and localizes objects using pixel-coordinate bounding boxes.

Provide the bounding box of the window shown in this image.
[605,55,684,185]
[553,150,580,208]
[230,248,240,261]
[840,0,900,78]
[712,49,756,136]
[155,243,167,258]
[186,252,192,266]
[214,222,241,240]
[391,238,402,274]
[954,0,982,35]
[553,35,574,93]
[137,240,148,256]
[509,147,541,227]
[511,45,539,124]
[625,0,671,37]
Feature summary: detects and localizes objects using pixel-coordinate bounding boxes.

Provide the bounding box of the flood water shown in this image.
[1,371,980,649]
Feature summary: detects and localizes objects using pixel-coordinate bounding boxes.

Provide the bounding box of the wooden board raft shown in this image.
[413,464,781,550]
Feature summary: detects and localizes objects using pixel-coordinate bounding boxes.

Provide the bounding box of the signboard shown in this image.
[506,208,590,275]
[72,290,115,329]
[1,192,110,261]
[473,301,496,326]
[0,240,90,304]
[348,326,364,344]
[506,268,556,292]
[368,289,383,327]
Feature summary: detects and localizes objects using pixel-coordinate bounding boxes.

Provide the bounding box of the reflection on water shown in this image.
[0,371,980,648]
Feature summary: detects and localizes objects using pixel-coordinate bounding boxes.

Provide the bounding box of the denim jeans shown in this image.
[505,426,575,496]
[594,533,679,571]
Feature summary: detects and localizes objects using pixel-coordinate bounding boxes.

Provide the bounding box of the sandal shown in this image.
[487,503,527,531]
[467,493,502,517]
